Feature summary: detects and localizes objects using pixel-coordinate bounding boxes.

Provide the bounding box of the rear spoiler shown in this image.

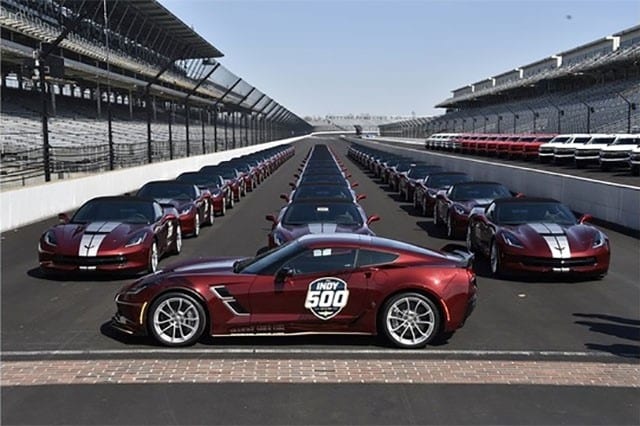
[440,244,474,269]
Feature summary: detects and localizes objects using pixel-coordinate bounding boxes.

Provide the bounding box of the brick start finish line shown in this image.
[2,359,639,387]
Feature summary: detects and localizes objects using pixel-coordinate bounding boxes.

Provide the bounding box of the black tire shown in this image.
[206,202,214,226]
[433,204,441,226]
[446,214,456,239]
[170,225,182,255]
[191,213,200,238]
[380,292,441,349]
[147,292,206,347]
[490,239,504,278]
[147,241,159,274]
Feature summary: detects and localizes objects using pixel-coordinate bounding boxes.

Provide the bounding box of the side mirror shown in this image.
[289,182,296,189]
[356,194,367,201]
[265,214,277,224]
[579,214,593,224]
[58,213,70,224]
[351,182,359,188]
[275,266,294,284]
[367,215,381,225]
[346,174,352,178]
[279,193,290,202]
[294,173,300,179]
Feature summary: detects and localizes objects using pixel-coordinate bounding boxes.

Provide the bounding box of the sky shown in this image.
[160,0,639,118]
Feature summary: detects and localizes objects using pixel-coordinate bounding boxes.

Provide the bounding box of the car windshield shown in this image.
[235,241,303,275]
[407,166,441,178]
[293,186,353,201]
[427,174,471,189]
[72,199,156,224]
[450,184,511,201]
[299,175,347,185]
[282,203,363,226]
[611,137,640,146]
[137,183,196,200]
[495,201,577,225]
[588,137,616,145]
[177,174,215,187]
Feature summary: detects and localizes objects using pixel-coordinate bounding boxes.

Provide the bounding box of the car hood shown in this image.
[504,222,600,254]
[454,199,494,211]
[280,223,369,240]
[163,256,247,274]
[51,221,148,255]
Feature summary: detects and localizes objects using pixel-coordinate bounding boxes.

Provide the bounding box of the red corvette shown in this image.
[466,197,610,278]
[38,196,182,275]
[112,233,477,348]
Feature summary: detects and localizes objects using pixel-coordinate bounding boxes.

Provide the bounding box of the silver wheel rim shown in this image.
[194,214,200,236]
[386,296,435,346]
[149,242,158,272]
[490,241,499,274]
[175,226,182,252]
[222,199,226,214]
[152,296,201,345]
[209,204,214,223]
[447,214,453,237]
[466,227,473,251]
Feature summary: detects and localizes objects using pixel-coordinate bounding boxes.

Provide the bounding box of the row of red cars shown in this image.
[348,143,610,280]
[425,132,556,160]
[38,145,295,276]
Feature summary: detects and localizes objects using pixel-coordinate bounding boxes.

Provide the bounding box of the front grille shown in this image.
[600,152,629,159]
[53,255,127,266]
[521,257,597,268]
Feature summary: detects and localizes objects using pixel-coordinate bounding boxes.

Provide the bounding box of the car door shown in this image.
[248,246,368,332]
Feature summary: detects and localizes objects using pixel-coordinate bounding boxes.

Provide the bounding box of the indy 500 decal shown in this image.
[304,277,349,320]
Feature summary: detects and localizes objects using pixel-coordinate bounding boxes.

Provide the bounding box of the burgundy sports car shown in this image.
[136,180,213,237]
[38,196,182,275]
[466,197,610,278]
[112,233,476,348]
[266,199,380,248]
[433,181,514,239]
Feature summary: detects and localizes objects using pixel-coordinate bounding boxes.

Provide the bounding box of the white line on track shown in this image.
[0,348,619,358]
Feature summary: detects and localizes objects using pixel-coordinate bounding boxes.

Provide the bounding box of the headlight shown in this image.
[592,231,606,249]
[179,206,192,215]
[43,230,57,246]
[501,232,524,248]
[125,232,147,247]
[453,205,467,216]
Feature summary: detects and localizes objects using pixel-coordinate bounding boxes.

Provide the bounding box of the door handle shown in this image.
[364,268,379,278]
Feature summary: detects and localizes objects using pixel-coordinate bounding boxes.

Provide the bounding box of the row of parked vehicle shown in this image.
[347,143,611,279]
[265,144,380,248]
[112,142,478,348]
[425,132,640,175]
[37,145,295,276]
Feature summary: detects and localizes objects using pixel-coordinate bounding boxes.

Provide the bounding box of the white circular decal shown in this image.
[304,277,349,320]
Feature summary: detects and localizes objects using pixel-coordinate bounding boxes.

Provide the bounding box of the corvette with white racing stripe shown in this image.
[38,196,182,275]
[466,197,610,278]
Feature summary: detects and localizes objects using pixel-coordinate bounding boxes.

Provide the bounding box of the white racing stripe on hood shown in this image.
[528,223,571,259]
[78,222,121,257]
[307,223,338,234]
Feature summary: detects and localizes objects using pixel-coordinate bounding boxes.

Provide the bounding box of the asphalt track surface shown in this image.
[2,135,639,425]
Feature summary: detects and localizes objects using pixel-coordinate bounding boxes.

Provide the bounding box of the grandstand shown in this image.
[0,0,312,186]
[306,114,410,133]
[380,25,640,138]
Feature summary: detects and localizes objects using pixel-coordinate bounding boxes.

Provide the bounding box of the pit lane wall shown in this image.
[344,136,640,232]
[0,135,315,233]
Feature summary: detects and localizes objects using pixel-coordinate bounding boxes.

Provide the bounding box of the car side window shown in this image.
[355,249,398,268]
[283,247,357,275]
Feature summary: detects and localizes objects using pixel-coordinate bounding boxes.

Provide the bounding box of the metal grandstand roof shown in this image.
[64,0,223,59]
